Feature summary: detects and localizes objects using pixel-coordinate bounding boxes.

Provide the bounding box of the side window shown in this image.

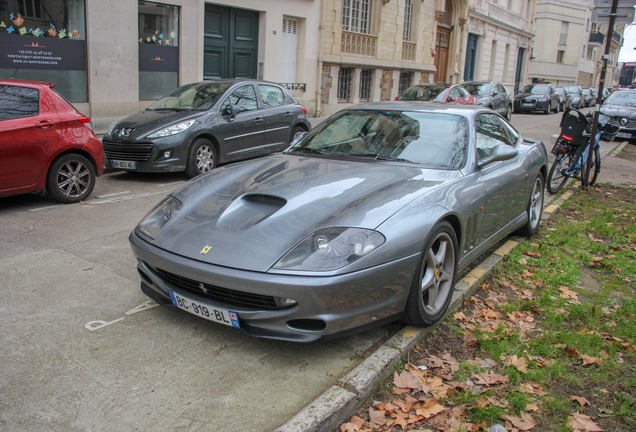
[500,118,519,144]
[259,85,285,108]
[457,87,470,98]
[449,87,462,100]
[475,114,513,158]
[496,84,506,95]
[0,85,39,121]
[222,85,258,114]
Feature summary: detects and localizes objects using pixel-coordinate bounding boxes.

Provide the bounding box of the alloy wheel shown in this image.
[196,145,215,174]
[420,232,455,314]
[56,160,91,197]
[528,176,544,230]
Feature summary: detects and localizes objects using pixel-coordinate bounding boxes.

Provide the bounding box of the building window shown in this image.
[0,0,88,102]
[403,0,413,41]
[398,71,412,95]
[559,22,568,45]
[557,50,565,63]
[338,68,352,101]
[138,1,180,100]
[342,0,370,34]
[359,69,372,100]
[582,45,586,58]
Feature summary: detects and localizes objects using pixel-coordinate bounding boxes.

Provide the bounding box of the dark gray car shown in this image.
[598,89,636,140]
[555,87,572,111]
[130,102,548,342]
[103,80,311,178]
[565,85,584,109]
[462,81,513,120]
[514,84,560,114]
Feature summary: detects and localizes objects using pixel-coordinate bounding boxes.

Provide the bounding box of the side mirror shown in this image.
[477,144,518,168]
[223,104,242,122]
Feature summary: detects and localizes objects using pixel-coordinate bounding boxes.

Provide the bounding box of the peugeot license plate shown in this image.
[617,132,632,139]
[112,160,136,169]
[169,290,240,328]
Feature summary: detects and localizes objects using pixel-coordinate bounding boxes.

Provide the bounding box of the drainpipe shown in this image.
[315,0,326,117]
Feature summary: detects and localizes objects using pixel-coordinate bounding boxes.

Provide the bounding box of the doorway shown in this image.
[514,47,525,95]
[434,0,453,83]
[464,34,478,82]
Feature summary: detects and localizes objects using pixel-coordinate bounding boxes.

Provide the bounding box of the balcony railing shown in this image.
[341,31,377,57]
[589,31,604,45]
[402,41,416,61]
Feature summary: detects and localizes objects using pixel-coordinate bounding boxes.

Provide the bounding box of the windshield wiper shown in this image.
[351,153,412,163]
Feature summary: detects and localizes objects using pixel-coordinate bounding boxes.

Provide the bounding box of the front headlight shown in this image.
[137,196,183,239]
[273,227,386,271]
[146,120,196,139]
[477,100,488,106]
[537,97,547,102]
[107,121,119,137]
[598,113,610,125]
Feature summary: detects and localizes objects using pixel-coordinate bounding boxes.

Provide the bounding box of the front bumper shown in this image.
[515,100,549,112]
[102,134,190,173]
[129,231,418,342]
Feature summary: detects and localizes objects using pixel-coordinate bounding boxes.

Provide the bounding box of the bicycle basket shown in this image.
[559,109,589,146]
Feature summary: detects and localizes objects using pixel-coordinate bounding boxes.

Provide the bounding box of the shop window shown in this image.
[0,0,88,102]
[338,68,352,102]
[138,1,179,100]
[359,69,372,101]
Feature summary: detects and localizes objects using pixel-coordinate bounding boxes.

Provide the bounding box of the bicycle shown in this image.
[546,108,618,194]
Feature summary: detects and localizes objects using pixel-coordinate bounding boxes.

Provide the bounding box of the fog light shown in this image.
[283,298,297,306]
[163,150,172,159]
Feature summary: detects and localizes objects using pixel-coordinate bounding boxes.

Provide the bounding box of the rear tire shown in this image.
[553,102,559,113]
[505,105,512,121]
[290,125,305,144]
[185,138,217,178]
[517,172,545,237]
[46,153,96,204]
[586,146,601,187]
[547,154,571,194]
[402,222,457,327]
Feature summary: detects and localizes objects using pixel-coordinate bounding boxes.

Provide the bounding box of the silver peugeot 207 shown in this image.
[130,102,548,342]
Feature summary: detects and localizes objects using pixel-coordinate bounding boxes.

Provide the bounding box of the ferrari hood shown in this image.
[151,154,460,272]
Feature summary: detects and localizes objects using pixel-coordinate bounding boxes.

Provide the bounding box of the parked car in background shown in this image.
[103,80,311,178]
[555,87,572,111]
[514,84,560,114]
[462,81,513,120]
[396,84,476,105]
[565,85,584,109]
[130,102,548,341]
[0,79,104,203]
[598,89,636,141]
[581,88,597,107]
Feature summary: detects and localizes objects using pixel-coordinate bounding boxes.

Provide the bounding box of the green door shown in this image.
[204,4,259,79]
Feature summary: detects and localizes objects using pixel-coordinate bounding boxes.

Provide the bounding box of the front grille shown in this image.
[154,267,279,310]
[608,118,636,129]
[103,141,153,161]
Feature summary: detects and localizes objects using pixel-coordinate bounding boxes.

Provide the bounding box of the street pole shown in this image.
[585,0,619,189]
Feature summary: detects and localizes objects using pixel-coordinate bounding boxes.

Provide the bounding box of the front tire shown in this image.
[505,105,512,121]
[553,102,559,113]
[517,172,545,237]
[403,222,458,327]
[544,103,550,115]
[46,153,96,204]
[585,146,601,187]
[547,154,571,194]
[185,138,217,178]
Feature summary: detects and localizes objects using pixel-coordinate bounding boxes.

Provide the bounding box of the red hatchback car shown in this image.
[0,79,104,203]
[396,83,477,105]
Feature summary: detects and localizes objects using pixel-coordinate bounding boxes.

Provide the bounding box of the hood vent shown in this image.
[217,194,287,232]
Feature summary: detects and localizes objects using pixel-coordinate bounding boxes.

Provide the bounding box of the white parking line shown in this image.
[27,205,62,212]
[95,191,133,199]
[158,181,185,187]
[89,191,167,205]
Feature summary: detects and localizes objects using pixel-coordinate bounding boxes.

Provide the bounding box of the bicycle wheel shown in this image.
[547,154,571,194]
[588,146,601,186]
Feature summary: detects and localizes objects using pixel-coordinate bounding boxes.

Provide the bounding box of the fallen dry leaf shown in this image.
[559,286,578,299]
[523,250,541,258]
[472,371,509,386]
[393,370,421,391]
[505,412,536,430]
[580,354,603,366]
[504,355,529,373]
[567,412,604,432]
[570,396,590,407]
[368,407,386,426]
[415,398,447,418]
[526,403,540,412]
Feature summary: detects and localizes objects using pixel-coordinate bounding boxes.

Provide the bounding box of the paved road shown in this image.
[0,108,613,431]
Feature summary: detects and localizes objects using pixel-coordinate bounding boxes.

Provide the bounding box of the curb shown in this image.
[275,188,573,432]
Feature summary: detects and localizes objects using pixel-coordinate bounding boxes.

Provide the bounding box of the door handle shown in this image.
[284,112,293,117]
[254,118,263,123]
[36,120,55,129]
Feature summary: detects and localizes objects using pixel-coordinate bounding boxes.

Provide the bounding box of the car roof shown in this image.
[0,78,54,88]
[408,83,452,88]
[347,101,487,118]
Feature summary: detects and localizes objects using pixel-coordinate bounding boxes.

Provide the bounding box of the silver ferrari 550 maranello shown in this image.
[129,102,548,342]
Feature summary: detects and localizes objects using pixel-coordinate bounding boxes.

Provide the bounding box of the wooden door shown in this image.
[435,27,451,83]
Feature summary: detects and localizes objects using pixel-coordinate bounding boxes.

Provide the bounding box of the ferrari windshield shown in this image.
[603,91,636,107]
[398,86,450,102]
[287,110,468,169]
[464,83,492,96]
[147,82,231,111]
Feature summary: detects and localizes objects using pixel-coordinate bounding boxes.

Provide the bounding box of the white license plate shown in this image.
[617,132,632,138]
[112,160,136,169]
[169,290,240,328]
[522,103,533,107]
